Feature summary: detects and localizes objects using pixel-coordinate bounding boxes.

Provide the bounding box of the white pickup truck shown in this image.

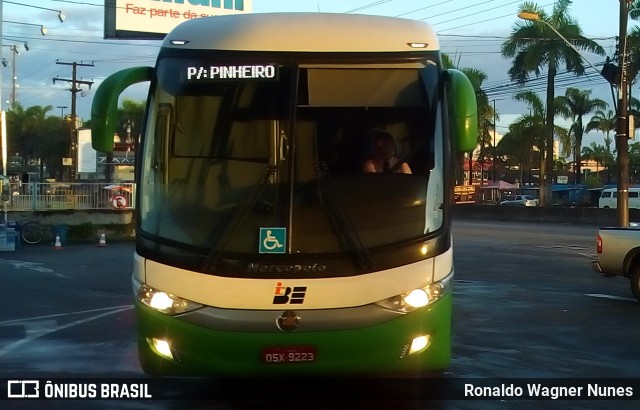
[591,226,640,302]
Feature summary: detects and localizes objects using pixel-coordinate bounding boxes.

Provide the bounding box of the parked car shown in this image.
[500,195,538,206]
[592,226,640,302]
[598,187,640,208]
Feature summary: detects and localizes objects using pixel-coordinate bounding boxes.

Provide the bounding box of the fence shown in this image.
[3,182,136,211]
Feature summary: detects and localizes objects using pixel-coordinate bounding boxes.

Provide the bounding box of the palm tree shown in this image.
[555,88,607,184]
[631,1,640,82]
[585,109,616,154]
[498,91,546,186]
[582,142,609,184]
[498,121,541,185]
[586,109,616,183]
[118,98,145,145]
[501,0,605,205]
[40,116,72,180]
[5,103,70,180]
[24,105,54,179]
[5,103,28,164]
[465,68,498,185]
[442,54,496,186]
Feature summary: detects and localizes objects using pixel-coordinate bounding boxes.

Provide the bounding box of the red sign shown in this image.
[111,195,128,209]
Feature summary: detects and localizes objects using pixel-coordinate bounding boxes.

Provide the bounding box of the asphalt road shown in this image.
[0,220,639,409]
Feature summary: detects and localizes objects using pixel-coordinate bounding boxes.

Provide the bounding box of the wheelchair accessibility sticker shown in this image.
[259,228,286,254]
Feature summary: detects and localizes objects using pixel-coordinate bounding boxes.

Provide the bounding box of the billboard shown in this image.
[78,129,97,173]
[105,0,253,39]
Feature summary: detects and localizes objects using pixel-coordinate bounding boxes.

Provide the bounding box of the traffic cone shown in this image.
[97,233,107,247]
[53,234,63,250]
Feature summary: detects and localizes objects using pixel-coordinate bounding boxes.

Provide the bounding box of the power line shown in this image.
[393,0,455,18]
[419,0,499,22]
[344,0,392,14]
[430,0,522,26]
[435,2,554,32]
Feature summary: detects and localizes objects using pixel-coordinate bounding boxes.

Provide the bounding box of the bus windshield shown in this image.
[139,56,444,258]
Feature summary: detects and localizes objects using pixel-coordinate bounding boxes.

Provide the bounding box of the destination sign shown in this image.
[186,64,277,80]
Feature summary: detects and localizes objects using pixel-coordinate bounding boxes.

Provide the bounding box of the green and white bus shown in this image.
[91,12,477,376]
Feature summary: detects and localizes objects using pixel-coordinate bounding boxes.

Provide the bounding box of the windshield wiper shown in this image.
[315,168,374,270]
[202,166,276,272]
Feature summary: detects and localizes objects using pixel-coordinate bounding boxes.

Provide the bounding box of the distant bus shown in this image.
[91,12,478,376]
[599,187,640,209]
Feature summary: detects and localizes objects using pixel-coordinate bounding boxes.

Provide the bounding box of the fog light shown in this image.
[409,335,430,354]
[152,338,173,360]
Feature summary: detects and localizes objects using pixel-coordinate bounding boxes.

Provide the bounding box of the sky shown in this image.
[0,0,628,150]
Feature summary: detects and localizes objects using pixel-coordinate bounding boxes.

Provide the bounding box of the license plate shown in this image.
[261,345,317,364]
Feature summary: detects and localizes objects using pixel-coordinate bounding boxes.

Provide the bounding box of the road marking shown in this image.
[0,259,70,279]
[0,304,134,325]
[535,245,596,259]
[535,245,588,250]
[585,293,637,302]
[579,253,597,259]
[0,305,134,357]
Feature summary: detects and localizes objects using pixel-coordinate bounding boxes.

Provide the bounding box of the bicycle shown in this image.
[19,220,44,244]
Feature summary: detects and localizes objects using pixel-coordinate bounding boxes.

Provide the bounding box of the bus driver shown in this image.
[362,131,412,174]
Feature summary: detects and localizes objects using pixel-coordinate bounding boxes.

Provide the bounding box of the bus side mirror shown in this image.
[445,69,478,152]
[91,66,154,153]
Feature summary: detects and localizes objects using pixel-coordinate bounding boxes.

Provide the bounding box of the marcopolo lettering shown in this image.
[187,65,277,80]
[247,263,327,274]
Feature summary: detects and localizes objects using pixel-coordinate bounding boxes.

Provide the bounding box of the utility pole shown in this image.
[9,45,17,108]
[493,99,497,182]
[616,1,631,226]
[53,61,94,181]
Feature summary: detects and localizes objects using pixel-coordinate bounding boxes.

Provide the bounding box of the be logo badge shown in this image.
[259,228,286,254]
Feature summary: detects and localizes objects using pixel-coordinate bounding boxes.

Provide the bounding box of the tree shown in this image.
[581,142,608,176]
[465,68,498,185]
[5,103,28,163]
[442,54,497,186]
[630,4,640,87]
[41,116,72,180]
[501,0,605,204]
[23,105,54,163]
[555,88,607,184]
[585,109,616,182]
[585,109,616,153]
[5,103,70,180]
[629,142,640,182]
[118,98,145,147]
[497,91,546,185]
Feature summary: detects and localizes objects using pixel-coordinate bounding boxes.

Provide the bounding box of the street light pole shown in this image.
[519,9,631,226]
[616,0,630,226]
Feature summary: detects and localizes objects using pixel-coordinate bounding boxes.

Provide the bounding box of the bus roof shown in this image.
[162,13,439,53]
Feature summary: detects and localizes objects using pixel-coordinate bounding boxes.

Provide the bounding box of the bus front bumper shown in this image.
[135,292,452,376]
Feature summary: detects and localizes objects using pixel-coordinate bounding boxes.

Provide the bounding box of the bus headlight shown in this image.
[134,279,202,315]
[375,275,451,313]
